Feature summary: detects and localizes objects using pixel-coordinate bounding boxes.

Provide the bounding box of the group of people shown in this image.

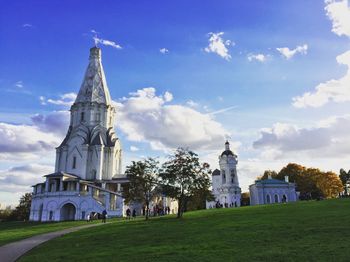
[86,210,108,223]
[126,205,172,219]
[211,201,238,209]
[125,208,136,219]
[150,205,171,216]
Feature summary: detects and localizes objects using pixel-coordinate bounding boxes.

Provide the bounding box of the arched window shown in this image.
[266,194,271,204]
[231,169,235,183]
[72,156,77,169]
[91,169,97,180]
[282,194,287,203]
[274,194,279,203]
[81,112,85,122]
[96,113,101,122]
[49,211,54,221]
[222,170,226,184]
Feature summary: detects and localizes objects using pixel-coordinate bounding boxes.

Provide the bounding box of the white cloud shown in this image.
[253,115,350,159]
[0,123,61,160]
[0,163,52,204]
[93,36,122,49]
[292,1,350,108]
[247,53,266,62]
[115,87,230,151]
[130,146,139,152]
[160,48,169,54]
[163,91,173,102]
[293,50,350,108]
[31,111,70,136]
[325,0,350,37]
[15,81,24,88]
[186,100,199,108]
[276,44,308,59]
[40,92,77,107]
[204,32,233,61]
[22,24,32,28]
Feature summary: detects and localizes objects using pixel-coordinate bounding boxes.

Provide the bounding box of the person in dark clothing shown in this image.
[102,210,107,223]
[126,208,131,220]
[132,209,136,218]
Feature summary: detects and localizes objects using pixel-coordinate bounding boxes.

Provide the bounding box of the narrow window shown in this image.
[72,156,77,169]
[266,194,271,204]
[81,112,85,122]
[222,170,226,184]
[274,194,279,203]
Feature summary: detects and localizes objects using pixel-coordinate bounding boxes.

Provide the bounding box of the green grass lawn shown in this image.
[0,219,103,246]
[20,199,350,262]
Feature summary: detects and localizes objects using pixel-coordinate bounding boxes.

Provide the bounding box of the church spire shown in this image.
[225,140,230,151]
[74,47,112,106]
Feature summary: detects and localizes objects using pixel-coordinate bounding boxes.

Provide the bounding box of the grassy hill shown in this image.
[20,199,350,261]
[0,219,103,246]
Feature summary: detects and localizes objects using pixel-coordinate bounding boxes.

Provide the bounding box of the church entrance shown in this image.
[60,203,76,221]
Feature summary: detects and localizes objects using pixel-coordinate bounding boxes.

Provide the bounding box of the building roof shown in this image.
[212,169,220,176]
[255,178,289,185]
[220,140,236,157]
[221,150,235,157]
[74,47,112,106]
[44,172,79,179]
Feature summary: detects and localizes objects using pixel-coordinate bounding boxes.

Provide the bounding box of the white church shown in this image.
[30,47,177,221]
[206,141,298,208]
[206,141,242,208]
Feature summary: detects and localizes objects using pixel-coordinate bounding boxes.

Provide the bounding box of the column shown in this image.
[80,144,89,179]
[45,178,49,192]
[95,145,104,180]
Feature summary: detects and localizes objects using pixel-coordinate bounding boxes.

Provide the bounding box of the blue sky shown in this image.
[0,0,350,206]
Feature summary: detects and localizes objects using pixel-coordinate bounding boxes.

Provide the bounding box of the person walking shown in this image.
[126,208,131,220]
[132,209,136,219]
[102,210,107,223]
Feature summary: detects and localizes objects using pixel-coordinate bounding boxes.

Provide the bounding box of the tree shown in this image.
[339,169,350,195]
[160,148,212,218]
[313,171,343,199]
[123,158,160,220]
[10,193,32,221]
[185,187,215,211]
[257,163,344,200]
[259,170,278,180]
[241,192,250,206]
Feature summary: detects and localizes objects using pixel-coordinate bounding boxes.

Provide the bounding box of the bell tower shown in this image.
[217,141,241,207]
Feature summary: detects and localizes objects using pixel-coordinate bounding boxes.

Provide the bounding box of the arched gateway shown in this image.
[60,203,76,221]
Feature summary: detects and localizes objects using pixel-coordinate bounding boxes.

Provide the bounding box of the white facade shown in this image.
[30,47,126,221]
[249,176,298,205]
[207,141,241,208]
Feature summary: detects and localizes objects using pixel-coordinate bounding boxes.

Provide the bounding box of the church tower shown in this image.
[55,47,122,181]
[207,141,241,208]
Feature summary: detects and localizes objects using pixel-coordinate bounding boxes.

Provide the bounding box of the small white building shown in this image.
[249,176,298,205]
[207,141,241,208]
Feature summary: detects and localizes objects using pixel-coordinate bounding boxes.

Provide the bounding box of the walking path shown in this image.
[0,222,108,262]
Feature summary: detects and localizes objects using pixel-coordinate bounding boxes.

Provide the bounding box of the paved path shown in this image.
[0,222,108,262]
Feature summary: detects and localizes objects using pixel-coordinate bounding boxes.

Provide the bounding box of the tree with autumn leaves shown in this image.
[259,163,343,199]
